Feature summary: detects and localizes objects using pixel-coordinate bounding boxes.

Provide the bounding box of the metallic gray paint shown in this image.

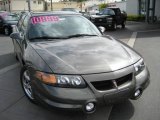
[30,36,141,74]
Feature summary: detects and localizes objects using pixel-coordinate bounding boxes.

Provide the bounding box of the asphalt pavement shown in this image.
[109,30,160,120]
[0,22,160,120]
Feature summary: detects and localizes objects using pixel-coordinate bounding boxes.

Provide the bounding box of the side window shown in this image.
[116,9,121,15]
[109,10,115,15]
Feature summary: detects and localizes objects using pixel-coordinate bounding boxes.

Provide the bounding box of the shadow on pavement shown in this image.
[0,53,17,69]
[137,31,160,38]
[109,100,134,120]
[0,33,8,37]
[105,27,132,40]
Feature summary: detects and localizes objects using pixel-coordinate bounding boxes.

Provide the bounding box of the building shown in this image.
[127,0,160,22]
[47,0,103,12]
[0,0,44,12]
[106,0,160,23]
[47,1,81,11]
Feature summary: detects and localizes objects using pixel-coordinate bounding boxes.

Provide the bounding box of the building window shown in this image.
[38,0,42,4]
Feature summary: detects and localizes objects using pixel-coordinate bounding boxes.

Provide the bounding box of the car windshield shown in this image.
[28,15,102,41]
[4,14,19,21]
[99,9,115,15]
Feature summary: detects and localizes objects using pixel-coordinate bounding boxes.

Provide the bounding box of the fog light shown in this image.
[134,89,141,97]
[86,103,95,112]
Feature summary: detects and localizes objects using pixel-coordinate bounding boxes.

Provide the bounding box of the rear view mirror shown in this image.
[98,26,105,33]
[10,32,20,39]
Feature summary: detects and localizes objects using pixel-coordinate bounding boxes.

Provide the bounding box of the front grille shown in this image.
[91,73,132,91]
[95,18,106,23]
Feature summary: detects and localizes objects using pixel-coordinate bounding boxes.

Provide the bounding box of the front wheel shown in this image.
[112,22,117,30]
[4,27,10,35]
[121,21,126,28]
[13,47,18,61]
[20,67,37,104]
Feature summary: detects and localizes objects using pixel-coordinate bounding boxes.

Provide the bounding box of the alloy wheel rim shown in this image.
[4,28,9,35]
[114,23,117,29]
[22,70,34,100]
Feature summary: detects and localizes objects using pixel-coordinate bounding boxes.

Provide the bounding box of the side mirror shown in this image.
[10,32,20,39]
[11,25,18,33]
[98,26,105,33]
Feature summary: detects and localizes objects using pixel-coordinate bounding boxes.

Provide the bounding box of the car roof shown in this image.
[30,11,81,17]
[0,12,9,17]
[107,7,119,9]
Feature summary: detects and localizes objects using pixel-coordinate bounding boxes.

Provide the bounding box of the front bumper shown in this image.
[32,65,150,113]
[91,20,113,28]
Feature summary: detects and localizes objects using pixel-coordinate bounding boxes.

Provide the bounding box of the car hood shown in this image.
[31,36,141,74]
[90,14,110,18]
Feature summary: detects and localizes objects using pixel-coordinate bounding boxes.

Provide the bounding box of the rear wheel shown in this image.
[20,67,37,104]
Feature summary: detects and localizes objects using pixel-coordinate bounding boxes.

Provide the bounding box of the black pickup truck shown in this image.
[86,7,127,30]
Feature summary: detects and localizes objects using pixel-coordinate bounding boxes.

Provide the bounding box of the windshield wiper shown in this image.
[29,36,68,40]
[67,34,98,38]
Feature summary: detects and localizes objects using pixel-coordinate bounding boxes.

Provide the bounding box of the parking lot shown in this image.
[0,22,160,120]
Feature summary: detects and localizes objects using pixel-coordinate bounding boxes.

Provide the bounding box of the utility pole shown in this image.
[8,0,11,12]
[51,0,53,11]
[28,0,31,12]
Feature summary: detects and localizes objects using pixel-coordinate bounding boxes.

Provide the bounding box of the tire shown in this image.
[4,27,10,36]
[112,22,117,30]
[14,47,19,61]
[15,54,19,61]
[121,21,126,29]
[20,66,37,104]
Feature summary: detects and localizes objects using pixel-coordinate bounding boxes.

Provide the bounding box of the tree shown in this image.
[69,0,86,12]
[99,3,108,11]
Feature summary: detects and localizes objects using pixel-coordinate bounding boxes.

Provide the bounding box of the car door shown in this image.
[114,8,122,25]
[13,14,27,63]
[19,15,29,58]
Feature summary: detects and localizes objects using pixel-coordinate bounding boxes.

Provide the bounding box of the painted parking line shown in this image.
[127,29,160,48]
[127,32,137,48]
[0,63,19,75]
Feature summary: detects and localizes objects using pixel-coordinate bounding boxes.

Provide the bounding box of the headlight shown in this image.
[134,59,145,75]
[35,71,86,88]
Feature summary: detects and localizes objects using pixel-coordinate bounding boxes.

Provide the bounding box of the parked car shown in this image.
[0,12,19,35]
[61,8,79,13]
[10,11,149,113]
[86,7,127,30]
